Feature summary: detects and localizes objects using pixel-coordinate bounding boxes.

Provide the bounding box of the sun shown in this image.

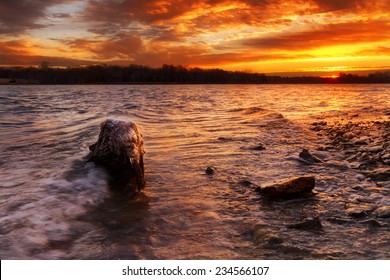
[321,74,340,79]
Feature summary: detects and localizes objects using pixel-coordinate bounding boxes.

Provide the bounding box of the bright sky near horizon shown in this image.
[1,0,390,75]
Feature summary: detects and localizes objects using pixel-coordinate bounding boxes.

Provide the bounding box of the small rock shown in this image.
[252,226,283,247]
[238,180,252,187]
[299,149,323,164]
[205,166,215,175]
[258,176,315,198]
[352,185,365,191]
[327,217,352,225]
[348,194,366,203]
[355,174,366,181]
[374,206,390,218]
[346,204,376,218]
[251,144,266,151]
[381,153,390,160]
[287,217,323,231]
[324,160,350,172]
[353,137,370,145]
[359,145,383,153]
[362,168,390,181]
[360,219,382,227]
[263,235,284,247]
[311,121,327,126]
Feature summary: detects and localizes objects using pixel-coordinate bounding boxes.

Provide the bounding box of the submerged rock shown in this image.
[326,217,353,225]
[360,219,382,227]
[359,145,383,153]
[374,206,390,218]
[299,149,323,164]
[258,176,315,198]
[362,168,390,181]
[251,225,283,247]
[251,144,266,151]
[346,204,376,218]
[287,217,323,231]
[238,179,252,187]
[205,166,215,175]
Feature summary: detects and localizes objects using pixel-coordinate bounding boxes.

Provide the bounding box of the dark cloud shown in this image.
[0,0,71,34]
[93,33,143,59]
[81,0,280,36]
[54,32,143,60]
[81,0,389,42]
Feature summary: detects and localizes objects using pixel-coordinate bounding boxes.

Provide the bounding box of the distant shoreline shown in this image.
[1,64,390,85]
[1,81,390,85]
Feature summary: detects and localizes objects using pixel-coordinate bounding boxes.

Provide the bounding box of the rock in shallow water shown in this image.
[205,166,215,175]
[287,217,323,231]
[257,176,315,198]
[346,204,376,218]
[362,168,390,181]
[251,225,284,247]
[251,144,266,151]
[374,206,390,218]
[299,149,323,164]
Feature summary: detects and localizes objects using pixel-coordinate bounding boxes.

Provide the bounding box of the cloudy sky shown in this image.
[1,0,389,75]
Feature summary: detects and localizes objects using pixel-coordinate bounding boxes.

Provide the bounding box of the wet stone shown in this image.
[250,144,266,151]
[360,219,382,227]
[258,176,315,199]
[311,121,327,126]
[299,149,323,164]
[346,204,376,218]
[353,137,370,145]
[374,206,390,218]
[238,180,252,187]
[327,217,353,225]
[252,226,283,247]
[362,168,390,181]
[287,217,323,231]
[382,153,390,160]
[359,146,383,153]
[205,166,215,175]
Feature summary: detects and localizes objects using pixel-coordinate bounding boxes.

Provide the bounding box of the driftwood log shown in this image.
[88,119,145,193]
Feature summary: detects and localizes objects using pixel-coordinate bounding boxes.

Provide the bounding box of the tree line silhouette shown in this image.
[1,64,389,84]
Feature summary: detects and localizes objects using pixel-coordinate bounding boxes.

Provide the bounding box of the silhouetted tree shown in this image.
[1,64,389,84]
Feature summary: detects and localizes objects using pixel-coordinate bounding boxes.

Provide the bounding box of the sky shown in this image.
[1,0,390,75]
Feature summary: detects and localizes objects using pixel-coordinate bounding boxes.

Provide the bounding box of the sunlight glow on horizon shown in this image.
[0,0,389,75]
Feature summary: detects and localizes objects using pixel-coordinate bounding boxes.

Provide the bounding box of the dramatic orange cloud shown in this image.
[1,0,389,75]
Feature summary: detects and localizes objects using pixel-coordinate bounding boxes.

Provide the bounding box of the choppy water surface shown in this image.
[0,84,389,259]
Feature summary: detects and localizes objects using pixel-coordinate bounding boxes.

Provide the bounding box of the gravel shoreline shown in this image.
[310,111,390,187]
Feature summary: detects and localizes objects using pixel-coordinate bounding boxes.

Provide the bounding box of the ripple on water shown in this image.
[0,84,389,259]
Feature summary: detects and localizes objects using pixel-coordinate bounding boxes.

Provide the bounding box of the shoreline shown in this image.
[310,112,390,187]
[1,82,390,86]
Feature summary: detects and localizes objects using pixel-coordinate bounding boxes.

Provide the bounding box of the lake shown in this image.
[0,84,389,259]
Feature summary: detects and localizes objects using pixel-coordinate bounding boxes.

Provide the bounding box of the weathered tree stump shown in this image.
[88,119,145,193]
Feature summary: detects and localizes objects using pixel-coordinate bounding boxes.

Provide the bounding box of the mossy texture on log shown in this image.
[88,119,145,193]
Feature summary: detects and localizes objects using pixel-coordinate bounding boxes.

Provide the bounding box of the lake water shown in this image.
[0,84,389,259]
